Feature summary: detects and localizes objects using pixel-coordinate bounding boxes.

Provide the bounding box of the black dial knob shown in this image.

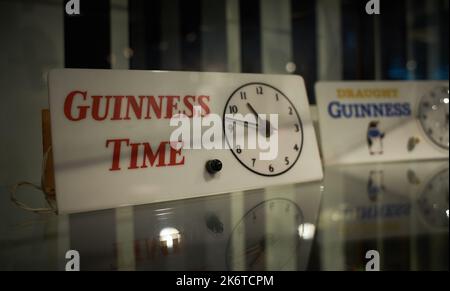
[206,159,223,174]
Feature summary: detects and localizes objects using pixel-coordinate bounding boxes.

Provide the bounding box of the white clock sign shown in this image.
[48,69,323,214]
[315,81,449,165]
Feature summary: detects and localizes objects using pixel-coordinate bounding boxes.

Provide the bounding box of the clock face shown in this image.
[416,168,449,229]
[223,83,304,177]
[418,86,449,150]
[225,199,304,271]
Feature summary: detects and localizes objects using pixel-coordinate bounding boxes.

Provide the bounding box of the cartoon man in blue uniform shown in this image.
[367,121,385,155]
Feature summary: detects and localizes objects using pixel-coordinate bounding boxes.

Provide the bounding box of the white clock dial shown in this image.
[223,83,304,177]
[418,86,449,150]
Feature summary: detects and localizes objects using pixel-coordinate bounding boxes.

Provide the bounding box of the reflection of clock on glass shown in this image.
[223,83,304,177]
[418,86,449,150]
[416,168,449,229]
[225,199,304,271]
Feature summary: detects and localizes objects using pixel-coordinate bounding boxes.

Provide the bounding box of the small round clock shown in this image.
[223,83,304,177]
[416,168,449,229]
[417,86,449,150]
[225,198,304,271]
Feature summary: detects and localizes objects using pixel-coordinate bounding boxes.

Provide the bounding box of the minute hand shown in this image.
[225,117,259,129]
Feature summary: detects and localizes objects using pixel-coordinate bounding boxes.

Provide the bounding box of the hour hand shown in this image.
[246,102,260,120]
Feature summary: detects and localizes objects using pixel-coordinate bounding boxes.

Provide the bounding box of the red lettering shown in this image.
[125,96,144,120]
[92,95,111,121]
[144,96,163,119]
[128,142,141,169]
[183,95,195,117]
[64,91,89,121]
[63,92,210,121]
[111,96,124,120]
[107,139,185,171]
[106,138,130,171]
[141,142,168,168]
[165,96,180,119]
[198,95,210,116]
[168,145,185,166]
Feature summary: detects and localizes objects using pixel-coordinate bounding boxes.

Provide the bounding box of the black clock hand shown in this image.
[246,102,259,119]
[225,117,258,129]
[246,103,274,138]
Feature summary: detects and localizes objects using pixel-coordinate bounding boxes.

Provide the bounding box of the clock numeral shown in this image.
[229,105,238,114]
[275,93,279,101]
[256,86,263,95]
[269,164,274,173]
[294,124,300,132]
[236,145,242,154]
[288,106,293,115]
[285,157,290,166]
[294,144,299,152]
[252,158,256,167]
[240,92,247,100]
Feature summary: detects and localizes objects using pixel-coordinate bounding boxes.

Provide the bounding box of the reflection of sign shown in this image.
[321,161,448,241]
[226,199,304,271]
[91,185,321,271]
[343,203,411,221]
[316,81,449,165]
[367,170,386,202]
[48,69,322,214]
[416,168,449,229]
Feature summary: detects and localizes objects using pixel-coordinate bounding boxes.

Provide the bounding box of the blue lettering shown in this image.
[328,102,412,119]
[328,101,342,118]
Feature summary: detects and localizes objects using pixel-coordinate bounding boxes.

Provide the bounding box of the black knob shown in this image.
[206,159,223,174]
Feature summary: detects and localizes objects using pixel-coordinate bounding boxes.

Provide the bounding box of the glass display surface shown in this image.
[0,161,447,271]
